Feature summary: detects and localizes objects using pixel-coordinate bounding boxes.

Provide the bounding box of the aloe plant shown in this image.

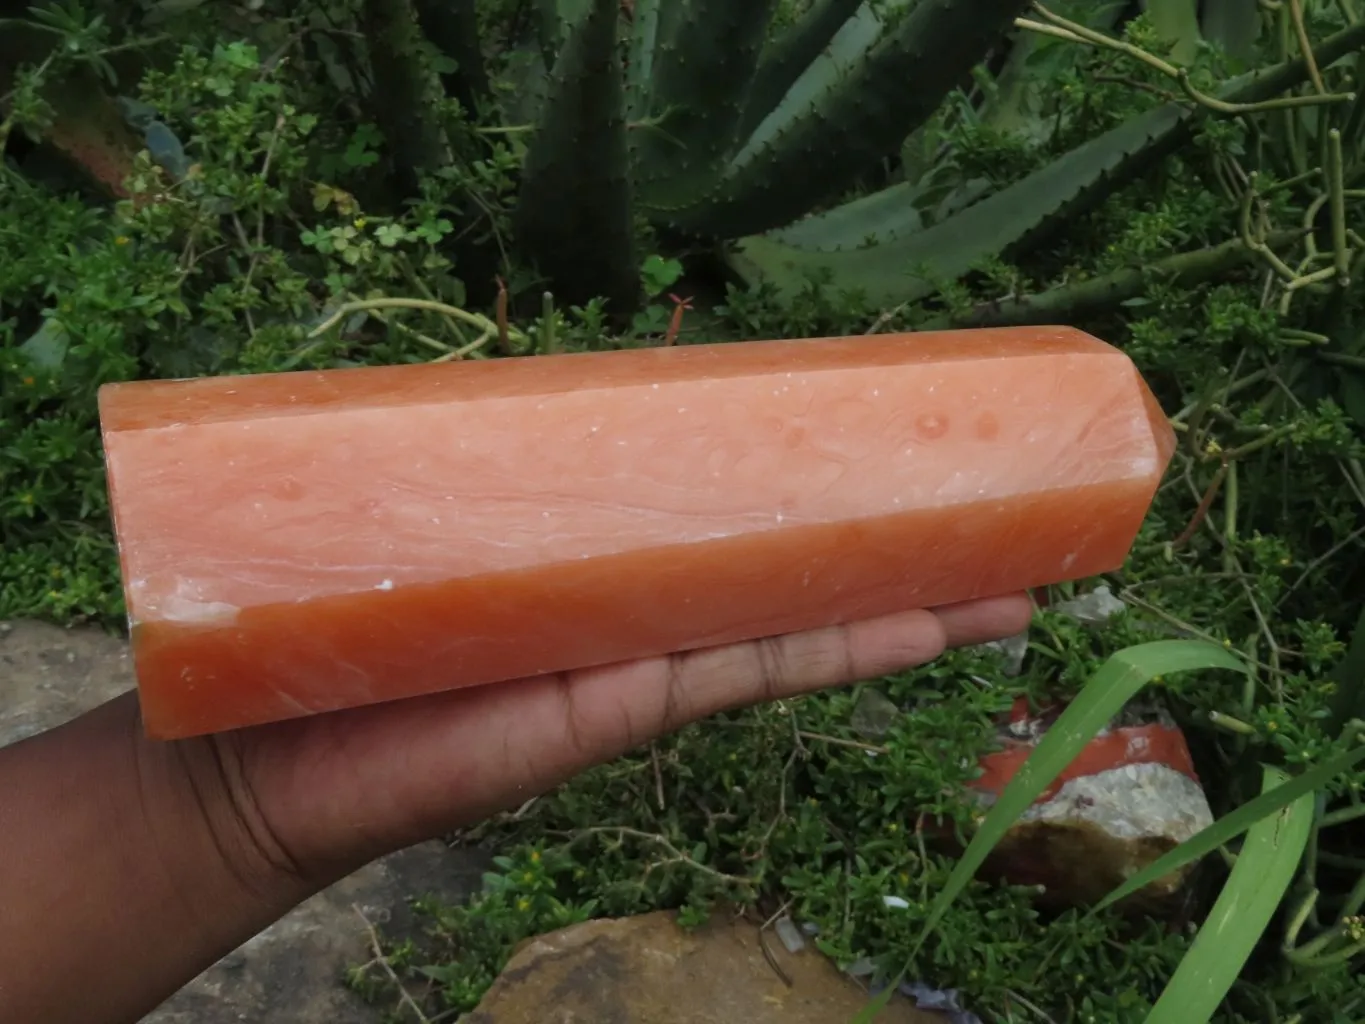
[729,13,1365,308]
[509,0,1033,309]
[410,1,1364,315]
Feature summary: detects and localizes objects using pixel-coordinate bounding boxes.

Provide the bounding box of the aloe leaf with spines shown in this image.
[361,0,448,197]
[735,0,866,140]
[625,0,662,122]
[730,102,1187,305]
[731,18,1365,307]
[536,0,594,70]
[411,0,489,116]
[512,0,638,315]
[659,0,1031,236]
[629,0,784,211]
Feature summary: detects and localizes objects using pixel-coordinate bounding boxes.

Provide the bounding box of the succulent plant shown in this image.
[725,7,1365,311]
[504,0,1365,317]
[511,0,1034,310]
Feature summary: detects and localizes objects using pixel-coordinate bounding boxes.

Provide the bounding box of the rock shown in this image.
[1052,584,1126,626]
[0,619,486,1023]
[978,629,1029,676]
[0,618,134,747]
[463,909,946,1024]
[850,686,902,739]
[973,586,1127,681]
[966,698,1212,910]
[145,841,486,1024]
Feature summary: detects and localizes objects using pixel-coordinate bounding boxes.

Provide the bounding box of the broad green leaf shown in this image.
[1095,739,1365,911]
[1144,766,1314,1024]
[851,640,1244,1024]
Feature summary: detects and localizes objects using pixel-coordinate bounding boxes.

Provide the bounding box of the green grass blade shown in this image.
[918,641,1245,944]
[1093,739,1365,913]
[1143,765,1314,1024]
[851,640,1246,1024]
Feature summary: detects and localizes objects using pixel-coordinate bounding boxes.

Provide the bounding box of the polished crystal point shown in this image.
[98,326,1174,738]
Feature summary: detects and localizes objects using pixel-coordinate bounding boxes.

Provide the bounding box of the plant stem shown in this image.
[1319,802,1365,827]
[308,297,524,343]
[921,232,1302,330]
[1022,4,1356,114]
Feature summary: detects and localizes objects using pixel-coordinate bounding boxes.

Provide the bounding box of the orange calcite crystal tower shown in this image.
[97,327,1175,739]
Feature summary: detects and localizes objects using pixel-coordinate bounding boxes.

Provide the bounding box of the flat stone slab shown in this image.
[0,619,484,1023]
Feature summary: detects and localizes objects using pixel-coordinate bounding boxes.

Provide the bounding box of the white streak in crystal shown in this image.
[158,581,240,625]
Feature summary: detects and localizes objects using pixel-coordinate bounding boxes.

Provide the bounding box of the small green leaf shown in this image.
[640,253,684,295]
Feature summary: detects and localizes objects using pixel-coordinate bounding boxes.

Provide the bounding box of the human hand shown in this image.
[1,593,1030,1024]
[164,594,1032,890]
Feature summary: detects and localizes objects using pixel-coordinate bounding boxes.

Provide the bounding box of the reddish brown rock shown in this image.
[966,699,1212,910]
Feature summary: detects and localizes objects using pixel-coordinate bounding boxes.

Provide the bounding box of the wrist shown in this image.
[0,691,319,1024]
[124,692,324,911]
